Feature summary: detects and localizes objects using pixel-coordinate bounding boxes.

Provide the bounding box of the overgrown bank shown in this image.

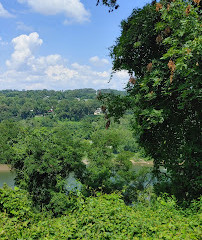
[0,187,201,239]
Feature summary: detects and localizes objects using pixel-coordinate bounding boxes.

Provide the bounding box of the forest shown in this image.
[0,0,201,239]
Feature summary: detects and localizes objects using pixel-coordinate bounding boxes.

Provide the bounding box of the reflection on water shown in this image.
[0,165,154,190]
[65,172,82,192]
[0,171,16,188]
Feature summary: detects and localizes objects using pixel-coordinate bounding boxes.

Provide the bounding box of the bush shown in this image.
[0,192,201,239]
[0,185,33,220]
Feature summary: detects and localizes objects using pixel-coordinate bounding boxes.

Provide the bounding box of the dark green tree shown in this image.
[0,121,22,164]
[83,128,151,203]
[100,0,202,202]
[11,126,85,212]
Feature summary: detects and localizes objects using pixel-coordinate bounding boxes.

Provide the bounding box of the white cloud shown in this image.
[1,32,127,90]
[18,0,90,23]
[0,2,14,18]
[114,70,129,79]
[95,71,109,78]
[28,55,63,73]
[71,62,91,71]
[71,62,110,81]
[45,65,78,81]
[6,32,43,69]
[90,56,109,67]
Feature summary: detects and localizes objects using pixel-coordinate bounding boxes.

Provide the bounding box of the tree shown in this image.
[0,121,22,164]
[96,0,162,11]
[99,0,202,202]
[82,127,152,203]
[11,126,85,212]
[96,0,119,11]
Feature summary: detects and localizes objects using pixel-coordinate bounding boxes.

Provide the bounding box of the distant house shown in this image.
[43,96,50,100]
[48,108,53,113]
[94,108,103,115]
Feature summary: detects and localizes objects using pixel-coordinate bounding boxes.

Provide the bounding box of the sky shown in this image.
[0,0,151,91]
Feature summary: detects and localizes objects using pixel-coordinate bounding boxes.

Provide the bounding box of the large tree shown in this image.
[99,0,202,202]
[11,126,85,212]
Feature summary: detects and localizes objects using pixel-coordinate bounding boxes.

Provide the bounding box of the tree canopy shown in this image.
[10,126,85,212]
[100,0,202,202]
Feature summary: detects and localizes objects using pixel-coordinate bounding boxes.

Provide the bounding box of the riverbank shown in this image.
[131,160,153,167]
[0,160,154,171]
[0,164,11,172]
[82,158,153,167]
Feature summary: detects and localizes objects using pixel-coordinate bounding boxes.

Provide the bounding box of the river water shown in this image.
[0,168,153,190]
[0,171,16,188]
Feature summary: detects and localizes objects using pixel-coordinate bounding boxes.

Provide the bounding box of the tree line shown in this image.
[0,89,125,121]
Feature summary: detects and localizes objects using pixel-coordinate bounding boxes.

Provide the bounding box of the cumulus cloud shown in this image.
[71,62,110,81]
[45,65,78,81]
[90,56,109,67]
[27,54,64,74]
[6,32,43,70]
[1,32,127,90]
[0,2,14,18]
[114,70,129,79]
[18,0,90,23]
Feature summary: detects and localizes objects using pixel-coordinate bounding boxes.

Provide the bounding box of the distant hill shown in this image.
[97,89,126,96]
[0,89,126,122]
[0,88,126,100]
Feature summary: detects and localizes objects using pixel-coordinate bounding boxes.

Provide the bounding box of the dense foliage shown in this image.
[11,126,85,212]
[100,0,202,203]
[0,187,201,239]
[0,89,151,210]
[1,118,151,208]
[0,89,125,122]
[0,1,201,237]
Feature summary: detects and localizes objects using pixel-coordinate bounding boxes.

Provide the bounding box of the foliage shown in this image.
[0,89,125,122]
[82,127,152,203]
[0,190,201,239]
[100,0,202,203]
[11,126,85,212]
[96,0,119,11]
[0,98,150,208]
[0,121,22,164]
[0,185,33,220]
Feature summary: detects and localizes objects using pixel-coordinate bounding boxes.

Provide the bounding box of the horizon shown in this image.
[0,87,126,92]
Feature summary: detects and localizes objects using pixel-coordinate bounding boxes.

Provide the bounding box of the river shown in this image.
[0,165,15,188]
[0,163,154,189]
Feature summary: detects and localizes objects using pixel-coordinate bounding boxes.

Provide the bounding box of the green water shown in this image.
[0,171,16,188]
[0,165,154,189]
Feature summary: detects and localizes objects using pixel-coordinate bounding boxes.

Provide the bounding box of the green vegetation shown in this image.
[0,88,117,122]
[99,0,202,203]
[0,0,201,238]
[0,187,201,239]
[0,88,152,209]
[11,126,85,213]
[0,112,151,208]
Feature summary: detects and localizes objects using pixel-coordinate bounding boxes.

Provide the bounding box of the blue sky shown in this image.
[0,0,151,90]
